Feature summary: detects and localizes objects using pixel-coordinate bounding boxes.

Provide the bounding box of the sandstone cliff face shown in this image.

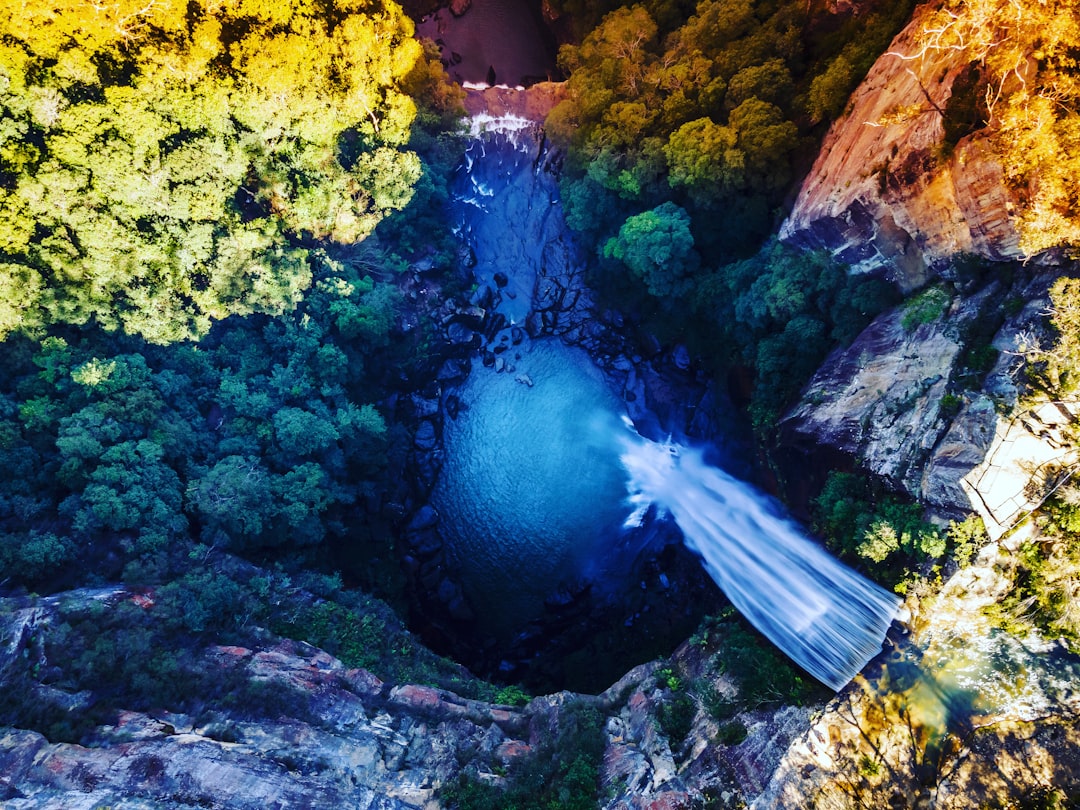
[0,586,747,810]
[781,269,1075,527]
[780,1,1024,290]
[776,0,1080,527]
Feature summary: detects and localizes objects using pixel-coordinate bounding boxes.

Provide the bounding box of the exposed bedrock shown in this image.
[779,1,1026,290]
[777,0,1080,532]
[780,269,1075,532]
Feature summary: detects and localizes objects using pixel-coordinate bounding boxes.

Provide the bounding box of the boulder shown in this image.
[413,420,439,451]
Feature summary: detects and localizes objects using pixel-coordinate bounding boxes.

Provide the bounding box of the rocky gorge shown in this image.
[4,0,1080,807]
[394,84,737,691]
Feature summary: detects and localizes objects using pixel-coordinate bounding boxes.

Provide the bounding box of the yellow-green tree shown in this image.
[0,0,431,342]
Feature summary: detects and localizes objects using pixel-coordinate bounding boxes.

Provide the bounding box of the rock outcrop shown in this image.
[779,0,1025,290]
[781,266,1080,528]
[752,541,1080,809]
[776,0,1080,534]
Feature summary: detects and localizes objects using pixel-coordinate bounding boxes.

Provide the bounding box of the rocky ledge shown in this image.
[781,260,1080,533]
[0,585,750,810]
[5,541,1079,810]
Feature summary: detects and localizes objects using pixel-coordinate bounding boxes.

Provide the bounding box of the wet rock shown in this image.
[419,559,445,591]
[406,499,441,535]
[483,311,508,341]
[492,336,510,353]
[672,345,691,371]
[414,420,438,451]
[437,577,461,605]
[536,278,564,309]
[407,528,442,560]
[493,271,509,288]
[448,305,486,332]
[409,392,440,419]
[411,446,445,495]
[446,321,480,348]
[437,358,471,385]
[525,311,543,338]
[470,283,494,309]
[447,594,475,622]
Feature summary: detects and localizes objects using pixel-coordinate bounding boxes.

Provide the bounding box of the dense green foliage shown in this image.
[0,0,458,342]
[547,0,915,265]
[544,0,912,428]
[0,0,469,598]
[812,471,984,589]
[1027,276,1080,397]
[0,246,424,590]
[692,608,823,707]
[691,240,898,425]
[440,700,605,810]
[983,481,1080,651]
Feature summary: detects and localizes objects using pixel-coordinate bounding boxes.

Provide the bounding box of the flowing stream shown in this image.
[620,429,901,689]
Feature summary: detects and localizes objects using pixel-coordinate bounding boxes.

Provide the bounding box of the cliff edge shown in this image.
[779,0,1024,291]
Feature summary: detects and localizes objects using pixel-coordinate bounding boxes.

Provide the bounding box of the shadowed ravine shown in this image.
[431,117,899,689]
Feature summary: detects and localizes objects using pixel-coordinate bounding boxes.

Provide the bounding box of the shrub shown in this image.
[901,287,951,331]
[717,721,748,746]
[658,693,696,743]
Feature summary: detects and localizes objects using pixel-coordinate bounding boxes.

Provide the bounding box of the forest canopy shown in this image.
[0,0,436,343]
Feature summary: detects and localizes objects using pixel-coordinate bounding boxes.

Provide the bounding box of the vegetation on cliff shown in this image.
[991,275,1080,651]
[890,0,1080,256]
[544,0,913,429]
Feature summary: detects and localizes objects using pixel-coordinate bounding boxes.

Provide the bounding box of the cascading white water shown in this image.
[621,425,901,690]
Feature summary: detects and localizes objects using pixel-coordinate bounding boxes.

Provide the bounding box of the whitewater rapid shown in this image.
[621,427,900,690]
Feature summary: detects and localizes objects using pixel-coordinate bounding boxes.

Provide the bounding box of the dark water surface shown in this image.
[433,340,632,641]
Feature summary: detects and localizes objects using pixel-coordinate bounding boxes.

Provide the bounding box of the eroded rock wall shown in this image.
[779,0,1024,290]
[781,270,1060,522]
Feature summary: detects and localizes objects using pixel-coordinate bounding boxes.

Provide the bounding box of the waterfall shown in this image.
[620,426,900,690]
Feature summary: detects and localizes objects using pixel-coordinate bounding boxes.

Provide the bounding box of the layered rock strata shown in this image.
[779,1,1025,290]
[781,269,1072,527]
